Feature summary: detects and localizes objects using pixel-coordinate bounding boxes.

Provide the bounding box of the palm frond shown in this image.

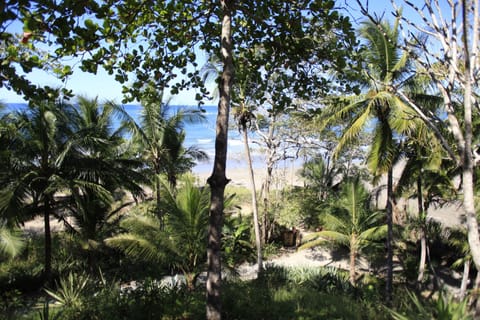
[322,213,349,234]
[298,238,328,250]
[367,121,396,178]
[105,233,165,263]
[358,225,387,243]
[0,222,24,258]
[333,103,372,159]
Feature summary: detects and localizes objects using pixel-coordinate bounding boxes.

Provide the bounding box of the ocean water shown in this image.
[4,103,267,174]
[123,104,264,173]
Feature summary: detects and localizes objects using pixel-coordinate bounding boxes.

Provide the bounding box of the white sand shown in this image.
[193,161,304,190]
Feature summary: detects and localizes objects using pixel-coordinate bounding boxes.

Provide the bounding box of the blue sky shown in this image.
[1,50,214,105]
[0,1,408,105]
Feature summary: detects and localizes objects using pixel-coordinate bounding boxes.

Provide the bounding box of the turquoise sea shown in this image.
[4,103,268,174]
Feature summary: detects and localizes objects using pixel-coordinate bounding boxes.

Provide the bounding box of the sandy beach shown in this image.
[23,157,464,236]
[193,158,305,190]
[193,158,464,228]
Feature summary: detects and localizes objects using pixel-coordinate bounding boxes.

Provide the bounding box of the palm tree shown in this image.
[131,87,207,226]
[300,177,386,285]
[106,175,210,289]
[0,99,142,281]
[160,118,209,189]
[396,135,457,285]
[232,103,263,274]
[300,156,343,201]
[0,101,77,282]
[321,17,422,301]
[59,97,147,266]
[203,52,263,272]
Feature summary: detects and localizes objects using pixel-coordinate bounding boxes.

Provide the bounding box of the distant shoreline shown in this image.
[193,158,304,190]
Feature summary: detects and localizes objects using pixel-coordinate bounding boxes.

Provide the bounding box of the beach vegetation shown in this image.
[106,176,210,290]
[300,177,386,285]
[130,87,207,227]
[0,0,480,319]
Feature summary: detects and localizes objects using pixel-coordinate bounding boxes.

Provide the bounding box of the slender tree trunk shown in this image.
[349,236,357,286]
[417,176,427,284]
[417,232,427,284]
[469,272,480,315]
[417,232,427,283]
[241,125,263,274]
[206,1,233,319]
[262,165,273,243]
[261,117,276,243]
[461,0,480,280]
[44,197,52,284]
[155,172,163,229]
[459,259,471,300]
[386,168,394,305]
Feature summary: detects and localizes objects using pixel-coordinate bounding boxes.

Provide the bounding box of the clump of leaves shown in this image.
[44,272,89,310]
[390,290,473,320]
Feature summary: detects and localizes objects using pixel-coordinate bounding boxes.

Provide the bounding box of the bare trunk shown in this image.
[262,165,273,243]
[44,197,52,284]
[206,1,233,319]
[349,235,357,286]
[261,117,276,243]
[242,127,263,273]
[417,231,427,284]
[155,173,163,229]
[470,272,480,315]
[417,176,426,284]
[386,168,394,305]
[459,260,471,300]
[461,0,480,275]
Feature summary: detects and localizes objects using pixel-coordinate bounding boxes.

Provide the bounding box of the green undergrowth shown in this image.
[13,266,390,320]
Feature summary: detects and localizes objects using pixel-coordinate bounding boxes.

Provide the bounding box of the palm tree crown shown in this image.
[301,177,386,285]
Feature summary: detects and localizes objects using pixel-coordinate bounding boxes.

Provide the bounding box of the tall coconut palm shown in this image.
[232,103,263,274]
[392,68,455,286]
[59,97,147,264]
[321,17,421,301]
[203,52,263,272]
[300,177,386,285]
[131,87,207,227]
[0,99,138,282]
[0,102,80,282]
[396,135,457,285]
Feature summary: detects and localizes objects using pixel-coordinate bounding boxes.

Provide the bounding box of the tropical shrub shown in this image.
[301,177,386,285]
[106,176,210,288]
[222,215,255,269]
[390,290,473,320]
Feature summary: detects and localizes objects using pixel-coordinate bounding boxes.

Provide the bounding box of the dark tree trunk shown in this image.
[349,235,357,286]
[44,196,52,284]
[386,168,394,305]
[155,174,163,228]
[206,1,233,319]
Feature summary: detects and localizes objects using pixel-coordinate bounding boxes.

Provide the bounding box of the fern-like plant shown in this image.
[0,221,24,259]
[106,175,210,289]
